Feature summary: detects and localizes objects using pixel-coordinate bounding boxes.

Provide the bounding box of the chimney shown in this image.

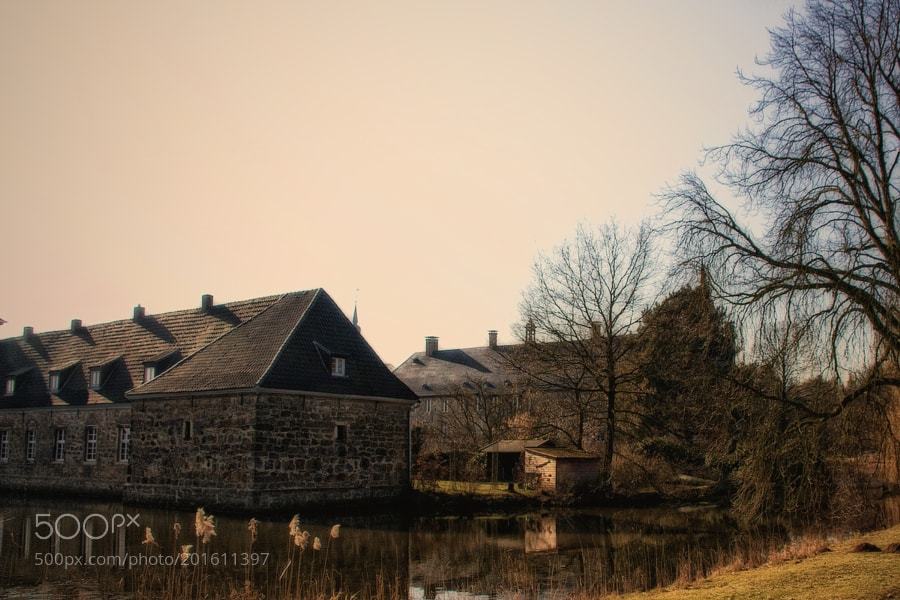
[23,326,34,337]
[201,294,214,311]
[425,336,439,357]
[70,319,82,332]
[133,305,145,321]
[488,330,498,349]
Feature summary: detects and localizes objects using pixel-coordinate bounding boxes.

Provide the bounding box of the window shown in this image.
[143,365,156,383]
[331,356,347,377]
[26,429,35,462]
[53,429,65,462]
[4,378,14,396]
[84,426,97,462]
[117,427,130,463]
[49,372,61,393]
[0,430,9,462]
[335,424,348,443]
[89,368,102,390]
[183,420,193,441]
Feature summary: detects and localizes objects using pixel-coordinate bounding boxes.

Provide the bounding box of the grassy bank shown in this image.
[620,524,900,600]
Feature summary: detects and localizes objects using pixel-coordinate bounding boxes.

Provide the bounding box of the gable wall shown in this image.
[125,394,258,508]
[251,393,410,509]
[525,451,557,492]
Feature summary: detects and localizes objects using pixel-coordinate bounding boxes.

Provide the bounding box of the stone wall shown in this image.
[125,394,258,508]
[1,392,412,509]
[251,393,411,509]
[124,392,411,509]
[524,451,556,492]
[0,405,131,495]
[524,451,601,493]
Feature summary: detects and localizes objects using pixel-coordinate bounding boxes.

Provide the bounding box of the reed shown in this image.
[11,506,862,600]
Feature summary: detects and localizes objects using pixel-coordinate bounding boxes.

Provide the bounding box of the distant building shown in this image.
[0,290,417,509]
[394,329,605,487]
[393,332,528,479]
[394,331,524,429]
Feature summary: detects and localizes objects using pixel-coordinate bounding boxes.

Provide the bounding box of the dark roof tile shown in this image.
[0,294,282,408]
[129,290,417,402]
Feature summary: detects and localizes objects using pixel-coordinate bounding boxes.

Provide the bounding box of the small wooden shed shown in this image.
[524,447,602,492]
[480,438,554,482]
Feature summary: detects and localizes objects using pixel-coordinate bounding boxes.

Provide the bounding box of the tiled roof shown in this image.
[393,345,523,397]
[0,294,281,409]
[2,289,417,408]
[129,290,418,402]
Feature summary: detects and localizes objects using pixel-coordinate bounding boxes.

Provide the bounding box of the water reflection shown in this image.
[0,496,895,599]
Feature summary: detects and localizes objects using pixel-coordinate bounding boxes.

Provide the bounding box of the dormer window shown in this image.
[141,347,178,385]
[87,355,119,392]
[49,372,61,393]
[46,360,79,395]
[4,378,14,396]
[331,357,347,377]
[90,368,103,390]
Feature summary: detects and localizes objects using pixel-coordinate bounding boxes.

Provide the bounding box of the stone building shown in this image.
[523,447,601,493]
[394,331,524,431]
[395,330,609,484]
[0,289,417,509]
[393,332,530,478]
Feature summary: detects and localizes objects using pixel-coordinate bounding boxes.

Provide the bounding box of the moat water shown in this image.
[0,495,897,599]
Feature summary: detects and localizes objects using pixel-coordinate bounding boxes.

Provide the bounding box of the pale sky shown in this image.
[0,0,796,366]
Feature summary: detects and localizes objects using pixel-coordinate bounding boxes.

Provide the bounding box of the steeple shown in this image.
[351,301,360,332]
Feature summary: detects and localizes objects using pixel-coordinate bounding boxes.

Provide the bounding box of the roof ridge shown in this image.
[126,292,290,396]
[255,289,322,386]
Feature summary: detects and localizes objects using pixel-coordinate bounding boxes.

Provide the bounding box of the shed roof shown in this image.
[480,438,554,454]
[525,447,602,460]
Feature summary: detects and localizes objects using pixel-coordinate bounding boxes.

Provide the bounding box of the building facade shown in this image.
[394,330,607,486]
[0,289,417,509]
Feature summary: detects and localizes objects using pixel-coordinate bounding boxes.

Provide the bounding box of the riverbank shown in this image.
[620,524,900,600]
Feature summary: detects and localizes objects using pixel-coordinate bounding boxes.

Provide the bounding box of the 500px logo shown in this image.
[34,513,141,540]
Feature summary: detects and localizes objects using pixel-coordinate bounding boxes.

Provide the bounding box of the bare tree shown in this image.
[439,378,520,452]
[514,220,657,488]
[663,0,900,415]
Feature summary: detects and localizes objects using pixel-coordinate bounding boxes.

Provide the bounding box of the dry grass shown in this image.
[618,524,900,600]
[8,505,897,600]
[413,479,534,496]
[121,509,381,600]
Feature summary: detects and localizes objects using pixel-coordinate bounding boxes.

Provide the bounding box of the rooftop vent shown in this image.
[201,294,214,311]
[425,336,439,357]
[488,330,498,349]
[70,319,82,332]
[133,305,145,321]
[23,326,34,337]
